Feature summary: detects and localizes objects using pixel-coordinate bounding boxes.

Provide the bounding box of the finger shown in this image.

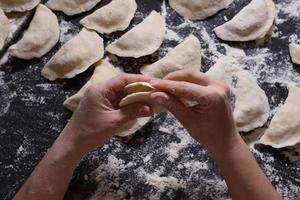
[150,79,210,104]
[114,103,153,125]
[163,69,213,86]
[151,92,190,123]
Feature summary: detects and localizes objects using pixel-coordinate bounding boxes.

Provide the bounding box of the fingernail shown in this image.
[150,79,160,86]
[154,96,164,104]
[139,106,151,115]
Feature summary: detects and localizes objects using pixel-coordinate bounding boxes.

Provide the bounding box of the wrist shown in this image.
[58,122,91,158]
[207,131,245,160]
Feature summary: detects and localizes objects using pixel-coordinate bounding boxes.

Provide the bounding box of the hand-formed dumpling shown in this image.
[214,0,275,42]
[106,11,166,58]
[42,28,104,81]
[64,60,122,111]
[169,0,233,20]
[46,0,101,16]
[289,43,300,65]
[80,0,137,34]
[119,82,166,113]
[260,86,300,148]
[0,0,40,12]
[0,8,10,50]
[140,35,201,78]
[207,57,270,132]
[8,4,59,60]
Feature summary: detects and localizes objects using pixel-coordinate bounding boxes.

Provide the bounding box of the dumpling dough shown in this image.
[46,0,101,16]
[64,60,122,111]
[214,0,275,42]
[207,57,270,132]
[140,35,201,78]
[106,11,166,58]
[114,117,151,137]
[260,86,300,148]
[80,0,137,34]
[42,28,104,81]
[169,0,233,20]
[289,43,300,65]
[0,8,10,50]
[0,0,40,12]
[8,4,59,60]
[119,82,166,113]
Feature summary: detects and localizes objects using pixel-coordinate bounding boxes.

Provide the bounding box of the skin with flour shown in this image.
[12,70,281,200]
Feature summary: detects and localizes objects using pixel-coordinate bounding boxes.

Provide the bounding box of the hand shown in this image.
[62,74,154,154]
[150,69,239,156]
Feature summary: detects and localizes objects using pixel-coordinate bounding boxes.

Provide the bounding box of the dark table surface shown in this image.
[1,0,300,199]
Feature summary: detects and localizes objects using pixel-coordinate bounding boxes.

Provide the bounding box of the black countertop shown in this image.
[1,0,300,199]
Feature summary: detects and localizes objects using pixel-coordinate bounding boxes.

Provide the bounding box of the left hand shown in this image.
[62,74,154,155]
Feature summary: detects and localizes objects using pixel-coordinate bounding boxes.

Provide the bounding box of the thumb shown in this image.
[115,103,153,125]
[151,92,190,123]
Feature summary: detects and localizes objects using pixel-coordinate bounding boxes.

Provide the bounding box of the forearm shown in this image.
[13,127,85,200]
[210,134,281,200]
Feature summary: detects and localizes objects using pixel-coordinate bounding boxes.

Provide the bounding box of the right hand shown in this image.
[150,69,240,156]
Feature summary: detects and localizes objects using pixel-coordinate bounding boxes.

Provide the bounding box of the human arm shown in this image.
[13,74,154,200]
[150,69,281,200]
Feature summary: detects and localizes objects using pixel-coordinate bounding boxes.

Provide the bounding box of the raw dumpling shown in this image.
[0,0,40,12]
[8,4,59,60]
[214,0,275,42]
[260,86,300,148]
[64,60,122,111]
[0,8,10,50]
[207,57,270,132]
[114,117,151,137]
[42,28,104,81]
[289,43,300,65]
[80,0,137,34]
[140,35,201,78]
[106,11,166,58]
[46,0,101,16]
[119,82,166,113]
[169,0,233,20]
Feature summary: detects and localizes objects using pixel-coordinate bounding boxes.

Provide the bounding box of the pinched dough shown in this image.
[140,35,201,78]
[42,28,104,81]
[260,86,300,148]
[106,11,166,58]
[207,57,270,132]
[169,0,233,20]
[214,0,275,41]
[119,82,166,113]
[289,43,300,65]
[8,4,59,60]
[80,0,137,34]
[0,8,10,50]
[64,60,122,111]
[46,0,101,16]
[0,0,40,12]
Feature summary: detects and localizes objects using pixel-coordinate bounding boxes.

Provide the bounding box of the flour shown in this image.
[0,76,11,117]
[59,18,79,44]
[165,28,182,42]
[276,0,300,20]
